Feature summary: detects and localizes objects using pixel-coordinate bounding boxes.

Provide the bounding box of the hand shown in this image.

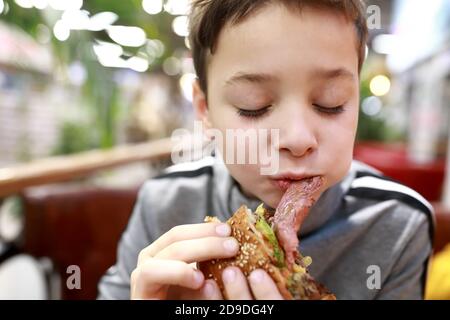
[130,222,239,300]
[165,267,285,300]
[220,266,284,300]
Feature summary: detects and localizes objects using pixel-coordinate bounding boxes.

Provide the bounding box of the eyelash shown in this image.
[236,106,272,118]
[236,104,345,118]
[313,104,345,115]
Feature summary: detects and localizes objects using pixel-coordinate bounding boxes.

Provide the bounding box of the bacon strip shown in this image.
[273,176,324,268]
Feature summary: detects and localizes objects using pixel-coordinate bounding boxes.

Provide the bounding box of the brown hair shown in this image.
[188,0,368,94]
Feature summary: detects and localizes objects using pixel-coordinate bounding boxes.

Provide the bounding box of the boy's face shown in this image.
[193,4,360,209]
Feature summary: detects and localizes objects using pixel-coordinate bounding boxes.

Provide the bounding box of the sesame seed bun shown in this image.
[199,205,336,300]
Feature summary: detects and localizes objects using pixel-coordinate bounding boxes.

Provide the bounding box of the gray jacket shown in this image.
[97,156,434,300]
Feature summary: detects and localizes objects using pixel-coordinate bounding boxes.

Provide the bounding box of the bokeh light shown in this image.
[370,75,391,97]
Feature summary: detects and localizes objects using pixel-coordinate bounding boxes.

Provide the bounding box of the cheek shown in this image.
[225,162,262,197]
[320,112,357,185]
[208,106,267,158]
[322,103,358,144]
[209,108,231,129]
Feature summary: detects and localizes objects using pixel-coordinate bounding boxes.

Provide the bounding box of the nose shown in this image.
[277,107,318,158]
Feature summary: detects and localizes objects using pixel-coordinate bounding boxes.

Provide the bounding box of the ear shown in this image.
[192,79,213,131]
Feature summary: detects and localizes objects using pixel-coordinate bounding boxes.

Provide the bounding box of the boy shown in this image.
[98,0,434,300]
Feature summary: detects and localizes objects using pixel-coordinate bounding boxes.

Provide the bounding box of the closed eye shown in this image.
[313,104,345,115]
[236,105,272,118]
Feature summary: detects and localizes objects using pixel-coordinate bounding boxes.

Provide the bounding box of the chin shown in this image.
[255,187,284,210]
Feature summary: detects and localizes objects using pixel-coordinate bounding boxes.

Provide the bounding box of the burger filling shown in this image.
[251,204,285,268]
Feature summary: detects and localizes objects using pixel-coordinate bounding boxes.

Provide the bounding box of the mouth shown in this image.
[270,174,322,192]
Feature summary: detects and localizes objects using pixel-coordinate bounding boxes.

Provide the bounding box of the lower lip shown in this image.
[272,179,293,191]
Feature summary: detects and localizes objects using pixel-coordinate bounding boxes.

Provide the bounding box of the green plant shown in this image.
[0,1,187,154]
[356,76,404,142]
[52,121,96,155]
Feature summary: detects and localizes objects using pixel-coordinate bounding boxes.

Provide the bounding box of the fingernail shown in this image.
[250,269,264,284]
[202,281,214,298]
[193,271,204,286]
[216,223,231,236]
[223,238,238,252]
[222,268,236,284]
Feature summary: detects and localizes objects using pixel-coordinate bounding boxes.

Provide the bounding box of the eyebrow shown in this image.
[224,72,277,87]
[315,67,356,81]
[224,67,355,88]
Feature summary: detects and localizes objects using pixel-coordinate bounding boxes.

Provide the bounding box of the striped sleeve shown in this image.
[348,170,435,299]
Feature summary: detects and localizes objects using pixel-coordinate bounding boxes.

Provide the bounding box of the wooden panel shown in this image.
[433,203,450,253]
[0,138,174,197]
[22,186,139,300]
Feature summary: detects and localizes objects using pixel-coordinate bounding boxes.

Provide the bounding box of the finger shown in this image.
[222,267,253,300]
[201,280,224,300]
[138,223,231,265]
[248,269,284,300]
[132,259,204,299]
[178,280,224,300]
[155,236,239,263]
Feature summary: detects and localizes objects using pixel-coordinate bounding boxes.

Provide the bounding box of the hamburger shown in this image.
[199,176,336,300]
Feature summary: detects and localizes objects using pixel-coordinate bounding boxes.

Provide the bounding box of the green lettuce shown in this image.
[254,204,285,268]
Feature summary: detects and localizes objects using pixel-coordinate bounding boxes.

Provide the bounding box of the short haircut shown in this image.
[189,0,368,94]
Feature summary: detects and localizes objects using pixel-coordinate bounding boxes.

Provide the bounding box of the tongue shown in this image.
[273,176,324,269]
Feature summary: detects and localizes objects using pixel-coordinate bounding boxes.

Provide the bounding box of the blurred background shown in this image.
[0,0,449,300]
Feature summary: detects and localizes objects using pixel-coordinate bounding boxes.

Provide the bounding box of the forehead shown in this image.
[207,4,359,89]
